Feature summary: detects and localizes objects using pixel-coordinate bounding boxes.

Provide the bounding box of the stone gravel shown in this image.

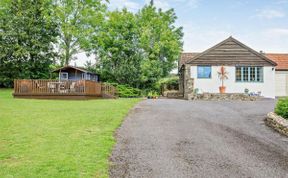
[110,99,288,178]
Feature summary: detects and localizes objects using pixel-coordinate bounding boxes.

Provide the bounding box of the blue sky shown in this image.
[109,0,288,53]
[75,0,288,66]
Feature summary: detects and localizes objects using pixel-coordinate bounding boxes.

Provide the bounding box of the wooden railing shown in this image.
[14,79,109,97]
[101,83,116,98]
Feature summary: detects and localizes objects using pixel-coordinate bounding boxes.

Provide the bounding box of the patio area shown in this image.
[13,79,116,99]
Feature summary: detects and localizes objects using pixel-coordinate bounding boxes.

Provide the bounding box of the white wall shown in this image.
[275,71,288,96]
[190,66,275,98]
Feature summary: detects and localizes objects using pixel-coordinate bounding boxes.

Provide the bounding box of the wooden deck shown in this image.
[13,79,116,99]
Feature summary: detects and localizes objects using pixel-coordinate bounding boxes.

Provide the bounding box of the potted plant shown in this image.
[244,88,249,95]
[218,66,228,94]
[152,91,158,99]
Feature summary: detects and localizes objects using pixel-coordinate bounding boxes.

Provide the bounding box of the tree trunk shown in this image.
[63,35,72,66]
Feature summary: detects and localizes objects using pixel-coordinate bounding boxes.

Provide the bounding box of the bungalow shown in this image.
[53,65,99,82]
[265,53,288,97]
[179,36,277,99]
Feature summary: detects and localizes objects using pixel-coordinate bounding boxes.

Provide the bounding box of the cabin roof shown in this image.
[53,65,97,74]
[265,53,288,71]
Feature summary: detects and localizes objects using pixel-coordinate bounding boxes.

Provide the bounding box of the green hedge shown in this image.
[107,83,142,98]
[275,98,288,120]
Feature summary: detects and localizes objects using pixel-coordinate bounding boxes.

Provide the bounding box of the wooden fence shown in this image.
[14,80,115,98]
[101,83,116,98]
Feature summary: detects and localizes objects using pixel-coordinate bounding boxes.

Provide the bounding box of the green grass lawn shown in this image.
[0,89,140,178]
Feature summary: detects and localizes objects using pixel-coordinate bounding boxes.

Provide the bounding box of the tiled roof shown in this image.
[266,53,288,70]
[179,52,200,68]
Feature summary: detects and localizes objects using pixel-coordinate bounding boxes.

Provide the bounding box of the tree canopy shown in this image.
[53,0,107,66]
[0,0,58,87]
[0,1,183,90]
[92,5,183,89]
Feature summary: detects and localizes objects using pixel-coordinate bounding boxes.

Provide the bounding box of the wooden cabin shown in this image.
[53,66,99,82]
[13,66,116,99]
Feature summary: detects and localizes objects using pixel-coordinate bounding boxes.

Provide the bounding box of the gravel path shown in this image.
[110,99,288,178]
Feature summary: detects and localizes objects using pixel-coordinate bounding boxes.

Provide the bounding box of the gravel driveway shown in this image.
[110,99,288,178]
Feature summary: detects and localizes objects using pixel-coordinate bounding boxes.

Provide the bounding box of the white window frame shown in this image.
[235,66,263,82]
[60,72,68,80]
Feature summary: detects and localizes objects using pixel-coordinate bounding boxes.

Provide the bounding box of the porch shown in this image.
[13,79,116,99]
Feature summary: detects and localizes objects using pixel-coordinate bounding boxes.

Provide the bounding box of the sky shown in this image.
[75,0,288,66]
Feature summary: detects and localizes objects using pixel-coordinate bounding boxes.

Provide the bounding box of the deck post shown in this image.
[59,69,61,82]
[84,80,86,94]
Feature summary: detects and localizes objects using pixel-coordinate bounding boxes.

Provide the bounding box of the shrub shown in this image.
[155,76,179,93]
[275,98,288,120]
[147,91,159,98]
[107,83,142,98]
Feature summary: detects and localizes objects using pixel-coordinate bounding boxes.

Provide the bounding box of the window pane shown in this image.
[236,66,263,82]
[60,72,68,80]
[256,67,263,82]
[197,66,211,78]
[243,67,248,81]
[250,67,256,82]
[236,67,241,81]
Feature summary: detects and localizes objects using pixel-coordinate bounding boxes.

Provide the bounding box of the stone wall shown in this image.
[183,64,194,99]
[179,67,184,95]
[187,93,260,101]
[164,90,183,99]
[266,112,288,137]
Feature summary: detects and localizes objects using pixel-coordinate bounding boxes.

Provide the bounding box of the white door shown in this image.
[275,71,288,96]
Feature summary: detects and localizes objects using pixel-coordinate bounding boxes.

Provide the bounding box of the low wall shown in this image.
[163,90,183,99]
[266,112,288,137]
[188,93,259,101]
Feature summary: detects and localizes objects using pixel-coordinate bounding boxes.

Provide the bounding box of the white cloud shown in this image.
[262,28,288,38]
[173,0,199,8]
[144,0,199,11]
[276,0,288,4]
[256,9,285,19]
[74,52,96,67]
[181,22,232,52]
[108,0,141,12]
[182,27,288,54]
[144,0,170,10]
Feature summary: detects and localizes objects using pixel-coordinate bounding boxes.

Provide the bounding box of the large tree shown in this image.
[53,0,107,66]
[0,0,58,87]
[93,9,143,88]
[137,5,183,88]
[93,4,183,89]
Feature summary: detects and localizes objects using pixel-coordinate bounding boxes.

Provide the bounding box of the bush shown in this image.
[275,98,288,120]
[107,83,142,98]
[155,76,179,93]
